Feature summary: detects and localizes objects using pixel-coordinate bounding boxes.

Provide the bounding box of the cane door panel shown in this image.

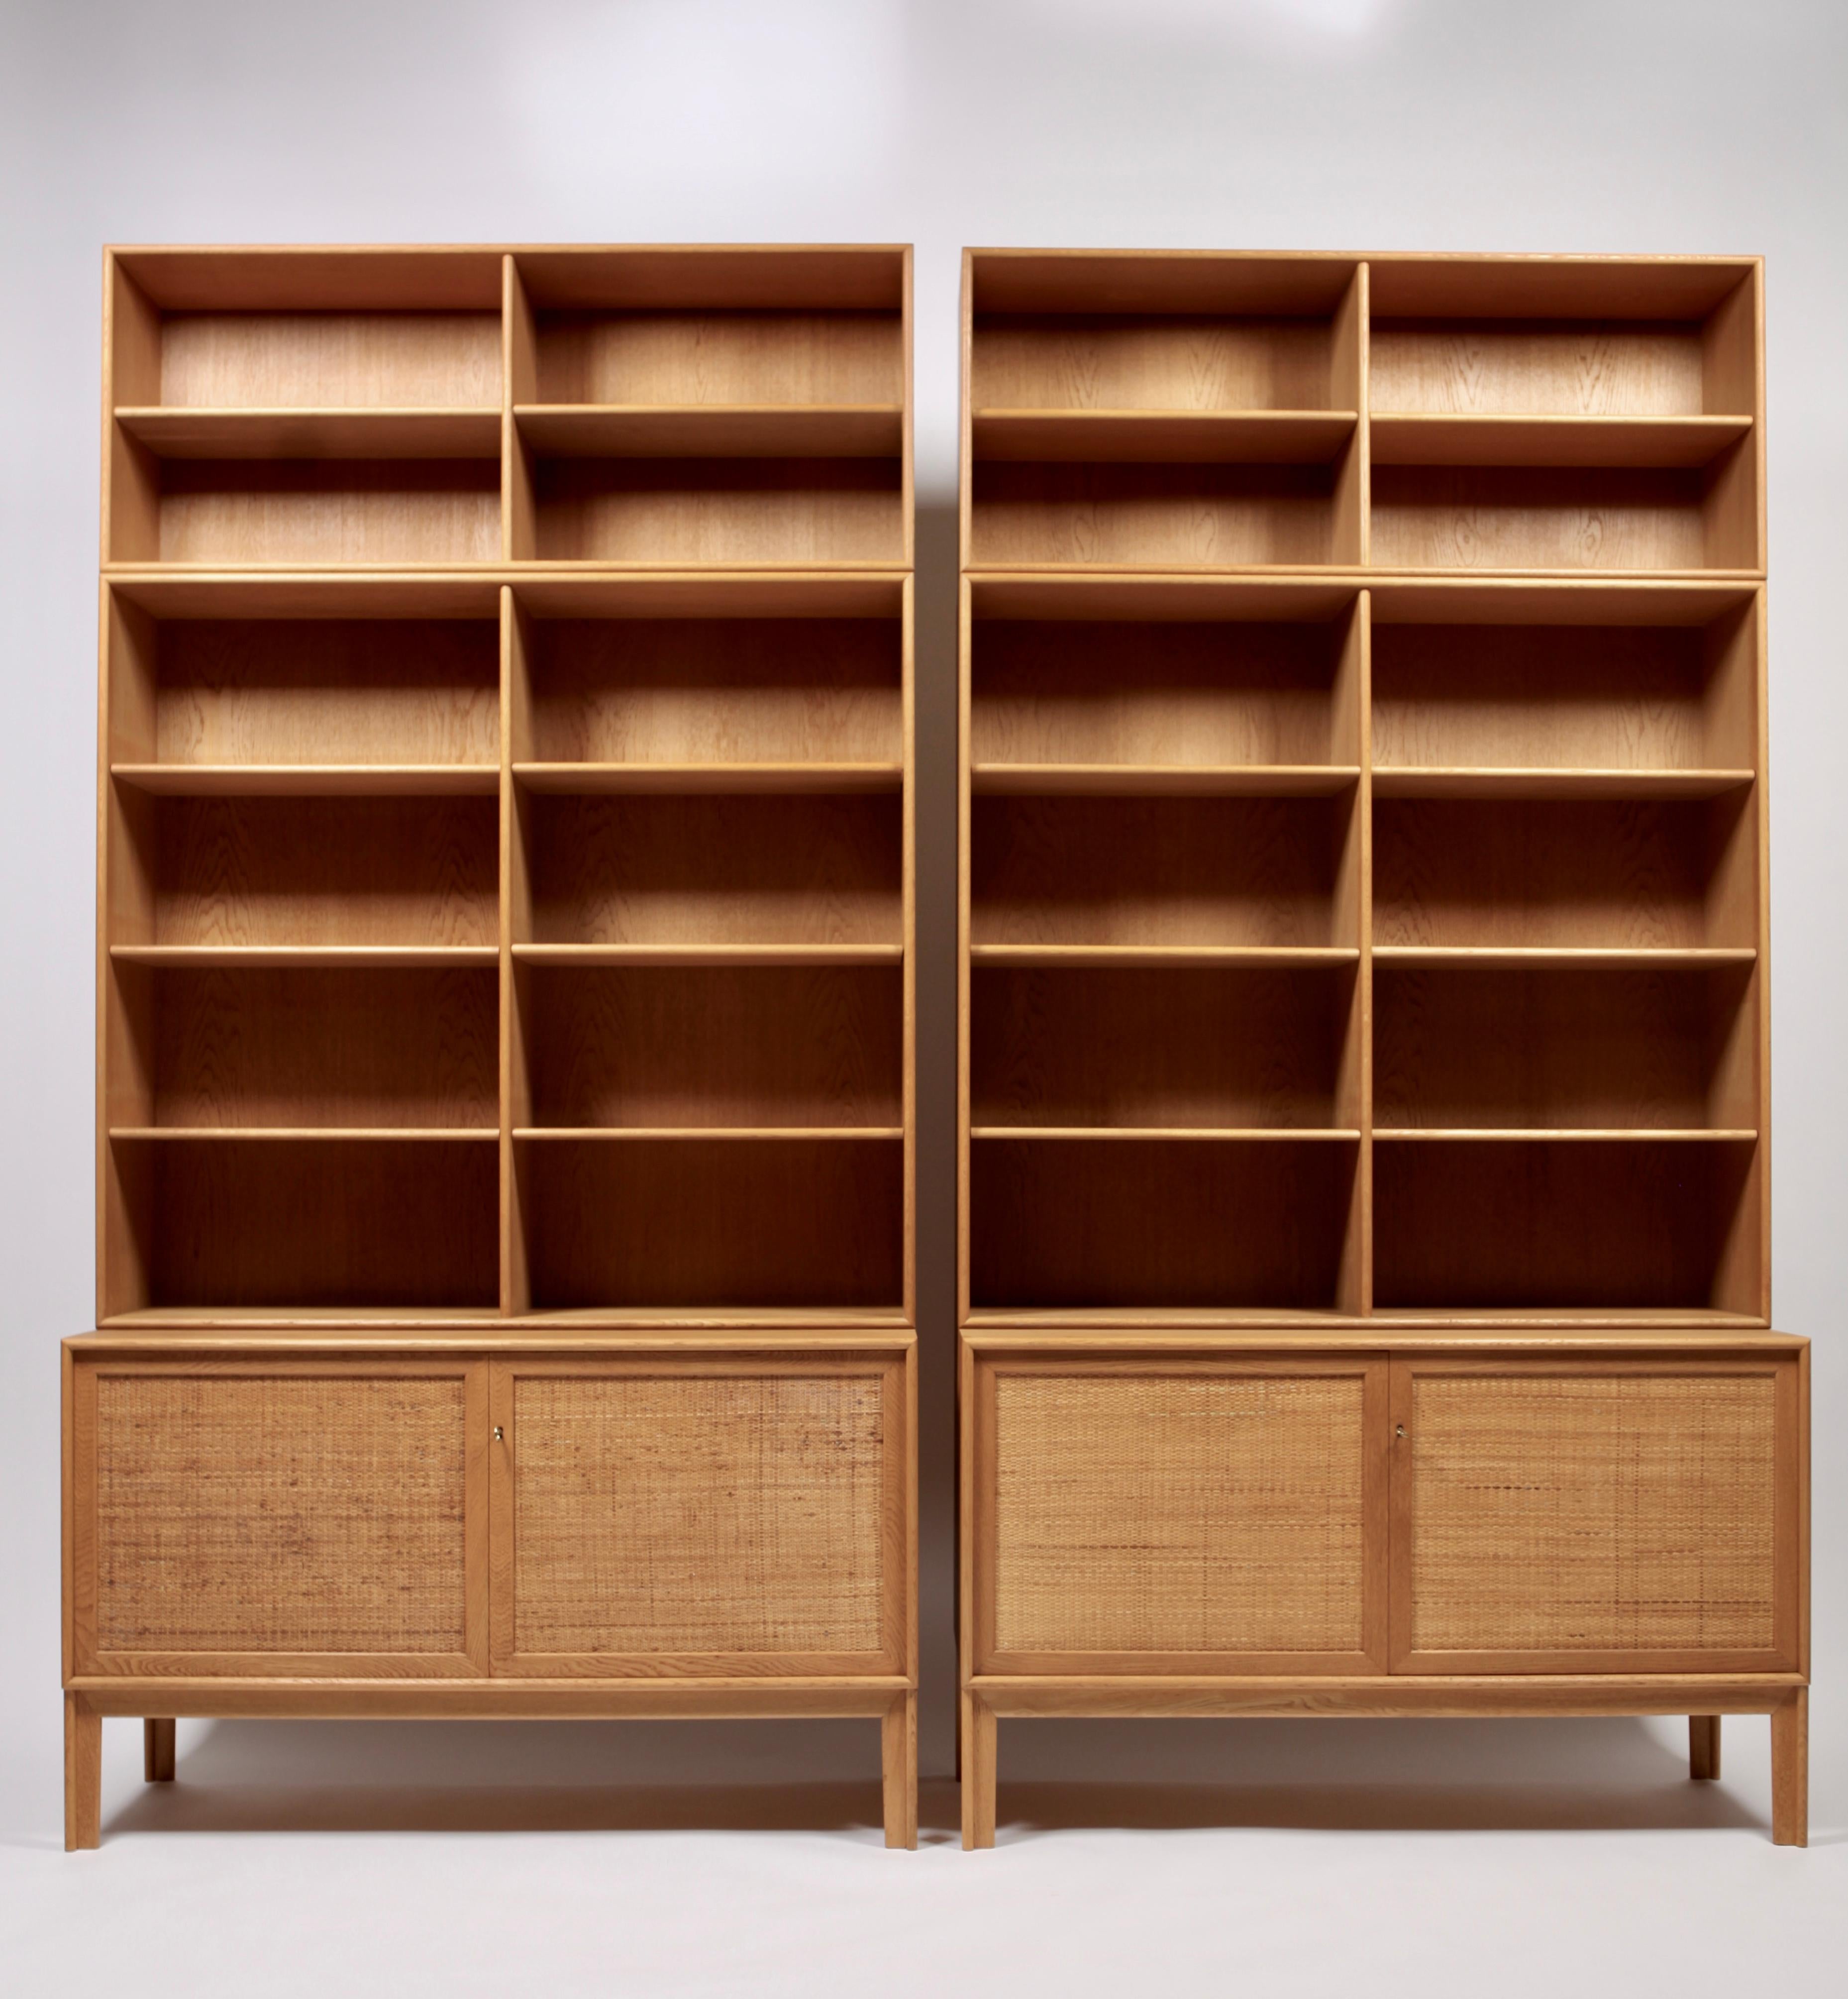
[489,1355,911,1677]
[971,1354,1389,1675]
[70,1359,489,1677]
[1389,1357,1801,1674]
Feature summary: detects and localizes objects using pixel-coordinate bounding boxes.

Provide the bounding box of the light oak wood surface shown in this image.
[955,249,1795,1848]
[76,243,919,1848]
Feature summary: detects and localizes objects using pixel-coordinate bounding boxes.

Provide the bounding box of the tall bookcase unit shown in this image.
[66,245,919,1848]
[956,250,1806,1846]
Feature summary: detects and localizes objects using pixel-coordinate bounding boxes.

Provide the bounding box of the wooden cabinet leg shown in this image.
[882,1692,918,1850]
[1689,1714,1721,1781]
[960,1691,996,1850]
[144,1718,176,1784]
[1771,1690,1808,1847]
[64,1695,101,1851]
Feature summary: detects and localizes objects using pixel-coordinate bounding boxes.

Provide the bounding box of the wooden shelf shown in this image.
[971,763,1357,797]
[514,760,903,794]
[970,1127,1360,1142]
[110,944,500,968]
[115,407,503,460]
[1371,946,1756,970]
[970,409,1356,464]
[514,1126,903,1141]
[112,763,501,796]
[511,942,903,968]
[109,1126,499,1142]
[1371,766,1753,800]
[514,404,902,458]
[1369,413,1751,469]
[969,945,1358,969]
[1373,1128,1757,1143]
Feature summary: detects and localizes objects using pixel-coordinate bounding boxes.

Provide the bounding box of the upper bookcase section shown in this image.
[103,245,913,569]
[962,251,1762,577]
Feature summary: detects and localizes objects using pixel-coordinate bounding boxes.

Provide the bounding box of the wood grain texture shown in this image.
[533,310,902,407]
[137,1138,500,1309]
[1396,1367,1783,1667]
[971,793,1353,948]
[971,1138,1356,1311]
[988,1369,1376,1662]
[125,963,499,1128]
[1370,321,1706,416]
[159,312,503,409]
[529,458,903,564]
[971,963,1350,1129]
[90,1371,471,1656]
[971,616,1352,767]
[523,791,901,948]
[152,460,501,565]
[518,1138,903,1310]
[1372,794,1753,949]
[1370,467,1719,573]
[129,793,498,948]
[1772,1689,1807,1844]
[970,461,1337,568]
[525,616,900,765]
[1373,964,1754,1131]
[1371,618,1751,773]
[971,315,1335,412]
[1373,1139,1757,1311]
[65,1695,101,1850]
[519,962,901,1128]
[142,618,500,767]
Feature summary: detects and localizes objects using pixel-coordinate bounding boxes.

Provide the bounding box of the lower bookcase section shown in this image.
[513,1136,905,1312]
[969,1137,1361,1312]
[62,1334,919,1847]
[959,1333,1808,1847]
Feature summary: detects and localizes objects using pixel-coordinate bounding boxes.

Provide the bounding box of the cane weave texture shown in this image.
[993,1374,1366,1654]
[95,1374,468,1653]
[1410,1374,1777,1653]
[512,1374,885,1654]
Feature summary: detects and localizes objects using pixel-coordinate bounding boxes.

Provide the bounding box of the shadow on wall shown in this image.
[93,1713,1766,1842]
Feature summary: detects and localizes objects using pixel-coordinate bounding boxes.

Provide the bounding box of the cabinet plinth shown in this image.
[957,248,1799,1847]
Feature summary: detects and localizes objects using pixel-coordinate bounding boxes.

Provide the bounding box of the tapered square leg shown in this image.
[144,1718,176,1784]
[882,1692,917,1849]
[1771,1690,1807,1847]
[1689,1714,1721,1781]
[64,1695,100,1851]
[960,1691,996,1850]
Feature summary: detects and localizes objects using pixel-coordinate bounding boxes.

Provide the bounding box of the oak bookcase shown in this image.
[956,249,1807,1846]
[66,244,919,1848]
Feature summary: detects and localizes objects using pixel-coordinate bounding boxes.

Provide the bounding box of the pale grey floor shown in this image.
[1,1708,1840,1998]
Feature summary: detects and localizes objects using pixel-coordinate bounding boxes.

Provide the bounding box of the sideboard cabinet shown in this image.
[66,243,918,1847]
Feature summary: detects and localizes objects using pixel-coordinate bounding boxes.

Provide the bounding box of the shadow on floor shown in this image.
[94,1712,1768,1843]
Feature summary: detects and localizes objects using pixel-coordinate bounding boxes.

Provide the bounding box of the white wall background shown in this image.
[1,3,1844,1992]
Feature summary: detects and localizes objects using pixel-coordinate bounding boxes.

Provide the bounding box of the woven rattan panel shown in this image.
[993,1374,1366,1654]
[96,1375,467,1653]
[1410,1374,1777,1653]
[512,1374,885,1654]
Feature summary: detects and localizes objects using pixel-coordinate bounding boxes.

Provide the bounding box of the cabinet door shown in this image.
[490,1355,911,1678]
[969,1354,1389,1676]
[70,1361,488,1677]
[1390,1358,1803,1674]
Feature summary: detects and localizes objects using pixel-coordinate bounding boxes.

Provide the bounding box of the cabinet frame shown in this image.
[1385,1353,1805,1677]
